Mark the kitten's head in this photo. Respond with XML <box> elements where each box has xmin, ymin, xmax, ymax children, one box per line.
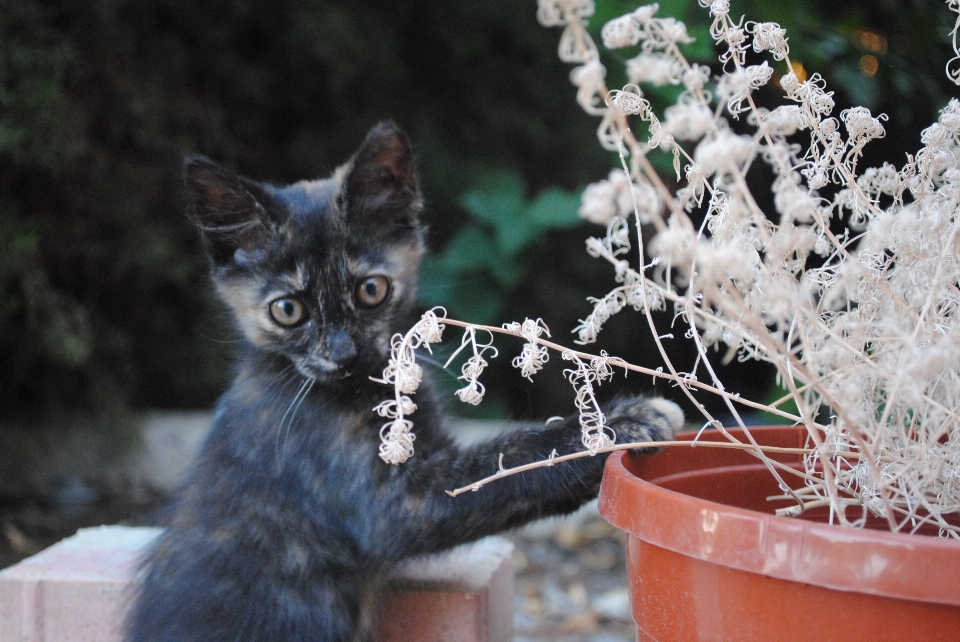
<box><xmin>186</xmin><ymin>123</ymin><xmax>424</xmax><ymax>383</ymax></box>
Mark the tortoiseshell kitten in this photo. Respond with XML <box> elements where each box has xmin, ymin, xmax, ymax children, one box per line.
<box><xmin>125</xmin><ymin>123</ymin><xmax>683</xmax><ymax>642</ymax></box>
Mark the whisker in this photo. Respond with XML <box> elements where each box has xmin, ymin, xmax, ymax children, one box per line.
<box><xmin>259</xmin><ymin>363</ymin><xmax>306</xmax><ymax>411</ymax></box>
<box><xmin>417</xmin><ymin>353</ymin><xmax>460</xmax><ymax>382</ymax></box>
<box><xmin>261</xmin><ymin>364</ymin><xmax>302</xmax><ymax>409</ymax></box>
<box><xmin>275</xmin><ymin>376</ymin><xmax>310</xmax><ymax>458</ymax></box>
<box><xmin>281</xmin><ymin>377</ymin><xmax>316</xmax><ymax>460</ymax></box>
<box><xmin>275</xmin><ymin>376</ymin><xmax>315</xmax><ymax>464</ymax></box>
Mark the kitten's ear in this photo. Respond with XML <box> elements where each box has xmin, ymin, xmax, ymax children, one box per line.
<box><xmin>343</xmin><ymin>123</ymin><xmax>423</xmax><ymax>232</ymax></box>
<box><xmin>185</xmin><ymin>157</ymin><xmax>273</xmax><ymax>265</ymax></box>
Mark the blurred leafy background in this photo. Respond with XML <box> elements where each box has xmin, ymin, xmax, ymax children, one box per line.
<box><xmin>1</xmin><ymin>0</ymin><xmax>957</xmax><ymax>427</ymax></box>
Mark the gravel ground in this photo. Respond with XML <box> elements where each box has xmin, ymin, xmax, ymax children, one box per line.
<box><xmin>507</xmin><ymin>500</ymin><xmax>636</xmax><ymax>642</ymax></box>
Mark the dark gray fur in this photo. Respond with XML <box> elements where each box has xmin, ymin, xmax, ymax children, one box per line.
<box><xmin>125</xmin><ymin>123</ymin><xmax>678</xmax><ymax>642</ymax></box>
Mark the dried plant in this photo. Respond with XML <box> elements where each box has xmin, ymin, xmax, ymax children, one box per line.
<box><xmin>375</xmin><ymin>0</ymin><xmax>960</xmax><ymax>538</ymax></box>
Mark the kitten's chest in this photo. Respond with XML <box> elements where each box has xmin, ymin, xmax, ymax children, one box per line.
<box><xmin>212</xmin><ymin>373</ymin><xmax>408</xmax><ymax>525</ymax></box>
<box><xmin>272</xmin><ymin>395</ymin><xmax>384</xmax><ymax>495</ymax></box>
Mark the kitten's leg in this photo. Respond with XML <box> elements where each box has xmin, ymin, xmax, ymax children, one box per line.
<box><xmin>377</xmin><ymin>395</ymin><xmax>682</xmax><ymax>558</ymax></box>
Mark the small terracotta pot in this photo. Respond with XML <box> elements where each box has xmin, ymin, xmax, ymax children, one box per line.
<box><xmin>598</xmin><ymin>425</ymin><xmax>960</xmax><ymax>642</ymax></box>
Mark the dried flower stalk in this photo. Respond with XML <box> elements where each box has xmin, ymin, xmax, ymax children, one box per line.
<box><xmin>548</xmin><ymin>0</ymin><xmax>960</xmax><ymax>536</ymax></box>
<box><xmin>373</xmin><ymin>0</ymin><xmax>960</xmax><ymax>538</ymax></box>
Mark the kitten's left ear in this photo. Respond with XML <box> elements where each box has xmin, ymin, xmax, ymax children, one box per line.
<box><xmin>343</xmin><ymin>122</ymin><xmax>423</xmax><ymax>232</ymax></box>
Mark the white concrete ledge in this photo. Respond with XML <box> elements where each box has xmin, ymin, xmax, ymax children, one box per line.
<box><xmin>0</xmin><ymin>526</ymin><xmax>513</xmax><ymax>642</ymax></box>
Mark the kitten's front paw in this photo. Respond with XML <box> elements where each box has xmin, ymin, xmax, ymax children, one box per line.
<box><xmin>604</xmin><ymin>396</ymin><xmax>684</xmax><ymax>452</ymax></box>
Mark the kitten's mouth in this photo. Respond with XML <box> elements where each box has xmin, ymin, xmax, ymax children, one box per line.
<box><xmin>293</xmin><ymin>359</ymin><xmax>361</xmax><ymax>383</ymax></box>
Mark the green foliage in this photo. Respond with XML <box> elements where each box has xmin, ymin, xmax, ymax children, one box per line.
<box><xmin>0</xmin><ymin>0</ymin><xmax>607</xmax><ymax>420</ymax></box>
<box><xmin>0</xmin><ymin>1</ymin><xmax>76</xmax><ymax>171</ymax></box>
<box><xmin>420</xmin><ymin>169</ymin><xmax>583</xmax><ymax>324</ymax></box>
<box><xmin>0</xmin><ymin>206</ymin><xmax>37</xmax><ymax>320</ymax></box>
<box><xmin>0</xmin><ymin>0</ymin><xmax>954</xmax><ymax>423</ymax></box>
<box><xmin>757</xmin><ymin>382</ymin><xmax>802</xmax><ymax>426</ymax></box>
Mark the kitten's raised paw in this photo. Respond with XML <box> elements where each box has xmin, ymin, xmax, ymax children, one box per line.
<box><xmin>604</xmin><ymin>396</ymin><xmax>684</xmax><ymax>452</ymax></box>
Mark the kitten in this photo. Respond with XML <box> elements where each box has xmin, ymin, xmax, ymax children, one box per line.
<box><xmin>125</xmin><ymin>123</ymin><xmax>682</xmax><ymax>642</ymax></box>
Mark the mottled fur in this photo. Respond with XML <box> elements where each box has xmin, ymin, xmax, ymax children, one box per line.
<box><xmin>125</xmin><ymin>123</ymin><xmax>680</xmax><ymax>642</ymax></box>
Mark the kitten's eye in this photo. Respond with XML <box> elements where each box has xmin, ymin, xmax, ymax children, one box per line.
<box><xmin>356</xmin><ymin>275</ymin><xmax>390</xmax><ymax>308</ymax></box>
<box><xmin>269</xmin><ymin>297</ymin><xmax>307</xmax><ymax>327</ymax></box>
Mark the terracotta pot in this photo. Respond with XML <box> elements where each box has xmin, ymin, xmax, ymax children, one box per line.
<box><xmin>598</xmin><ymin>425</ymin><xmax>960</xmax><ymax>642</ymax></box>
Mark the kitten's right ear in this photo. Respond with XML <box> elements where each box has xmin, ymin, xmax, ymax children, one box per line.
<box><xmin>185</xmin><ymin>156</ymin><xmax>272</xmax><ymax>265</ymax></box>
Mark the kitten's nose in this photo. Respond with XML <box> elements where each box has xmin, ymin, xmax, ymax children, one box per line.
<box><xmin>324</xmin><ymin>328</ymin><xmax>358</xmax><ymax>367</ymax></box>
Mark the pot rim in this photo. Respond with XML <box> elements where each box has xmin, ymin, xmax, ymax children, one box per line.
<box><xmin>598</xmin><ymin>426</ymin><xmax>960</xmax><ymax>606</ymax></box>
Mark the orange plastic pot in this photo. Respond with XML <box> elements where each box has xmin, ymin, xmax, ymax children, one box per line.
<box><xmin>598</xmin><ymin>425</ymin><xmax>960</xmax><ymax>642</ymax></box>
